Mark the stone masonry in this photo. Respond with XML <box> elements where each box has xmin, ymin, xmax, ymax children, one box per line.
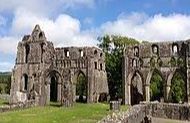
<box><xmin>10</xmin><ymin>25</ymin><xmax>108</xmax><ymax>106</ymax></box>
<box><xmin>123</xmin><ymin>40</ymin><xmax>190</xmax><ymax>105</ymax></box>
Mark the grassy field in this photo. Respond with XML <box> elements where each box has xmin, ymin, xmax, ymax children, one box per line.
<box><xmin>0</xmin><ymin>102</ymin><xmax>127</xmax><ymax>123</ymax></box>
<box><xmin>0</xmin><ymin>99</ymin><xmax>8</xmax><ymax>106</ymax></box>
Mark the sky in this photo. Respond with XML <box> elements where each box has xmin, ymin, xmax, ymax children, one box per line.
<box><xmin>1</xmin><ymin>0</ymin><xmax>190</xmax><ymax>71</ymax></box>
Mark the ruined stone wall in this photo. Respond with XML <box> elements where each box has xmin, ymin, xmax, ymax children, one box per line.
<box><xmin>123</xmin><ymin>40</ymin><xmax>190</xmax><ymax>105</ymax></box>
<box><xmin>10</xmin><ymin>25</ymin><xmax>108</xmax><ymax>106</ymax></box>
<box><xmin>99</xmin><ymin>104</ymin><xmax>151</xmax><ymax>123</ymax></box>
<box><xmin>99</xmin><ymin>102</ymin><xmax>190</xmax><ymax>123</ymax></box>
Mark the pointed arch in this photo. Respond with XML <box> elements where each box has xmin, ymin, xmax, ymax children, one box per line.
<box><xmin>128</xmin><ymin>71</ymin><xmax>144</xmax><ymax>105</ymax></box>
<box><xmin>168</xmin><ymin>69</ymin><xmax>187</xmax><ymax>103</ymax></box>
<box><xmin>148</xmin><ymin>69</ymin><xmax>165</xmax><ymax>101</ymax></box>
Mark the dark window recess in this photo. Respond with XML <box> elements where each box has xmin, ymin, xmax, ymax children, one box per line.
<box><xmin>100</xmin><ymin>63</ymin><xmax>103</xmax><ymax>70</ymax></box>
<box><xmin>94</xmin><ymin>62</ymin><xmax>97</xmax><ymax>69</ymax></box>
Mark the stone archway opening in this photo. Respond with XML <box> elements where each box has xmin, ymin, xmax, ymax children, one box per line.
<box><xmin>76</xmin><ymin>72</ymin><xmax>87</xmax><ymax>103</ymax></box>
<box><xmin>169</xmin><ymin>71</ymin><xmax>186</xmax><ymax>103</ymax></box>
<box><xmin>131</xmin><ymin>72</ymin><xmax>143</xmax><ymax>105</ymax></box>
<box><xmin>150</xmin><ymin>70</ymin><xmax>164</xmax><ymax>101</ymax></box>
<box><xmin>50</xmin><ymin>75</ymin><xmax>58</xmax><ymax>102</ymax></box>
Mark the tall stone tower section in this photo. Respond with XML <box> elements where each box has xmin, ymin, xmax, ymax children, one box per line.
<box><xmin>10</xmin><ymin>25</ymin><xmax>55</xmax><ymax>105</ymax></box>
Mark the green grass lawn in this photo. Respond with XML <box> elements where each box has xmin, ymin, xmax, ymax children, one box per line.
<box><xmin>0</xmin><ymin>99</ymin><xmax>8</xmax><ymax>106</ymax></box>
<box><xmin>0</xmin><ymin>102</ymin><xmax>128</xmax><ymax>123</ymax></box>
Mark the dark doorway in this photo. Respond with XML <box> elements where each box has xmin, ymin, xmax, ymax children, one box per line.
<box><xmin>50</xmin><ymin>76</ymin><xmax>58</xmax><ymax>102</ymax></box>
<box><xmin>76</xmin><ymin>72</ymin><xmax>87</xmax><ymax>103</ymax></box>
<box><xmin>131</xmin><ymin>73</ymin><xmax>143</xmax><ymax>105</ymax></box>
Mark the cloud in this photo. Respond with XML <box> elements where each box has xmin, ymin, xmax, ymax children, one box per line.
<box><xmin>0</xmin><ymin>8</ymin><xmax>97</xmax><ymax>54</ymax></box>
<box><xmin>0</xmin><ymin>36</ymin><xmax>19</xmax><ymax>54</ymax></box>
<box><xmin>0</xmin><ymin>61</ymin><xmax>14</xmax><ymax>72</ymax></box>
<box><xmin>101</xmin><ymin>12</ymin><xmax>190</xmax><ymax>42</ymax></box>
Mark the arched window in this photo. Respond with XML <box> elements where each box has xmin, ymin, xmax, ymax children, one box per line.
<box><xmin>39</xmin><ymin>32</ymin><xmax>43</xmax><ymax>39</ymax></box>
<box><xmin>100</xmin><ymin>63</ymin><xmax>103</xmax><ymax>70</ymax></box>
<box><xmin>64</xmin><ymin>49</ymin><xmax>69</xmax><ymax>57</ymax></box>
<box><xmin>94</xmin><ymin>50</ymin><xmax>98</xmax><ymax>55</ymax></box>
<box><xmin>132</xmin><ymin>59</ymin><xmax>138</xmax><ymax>67</ymax></box>
<box><xmin>94</xmin><ymin>62</ymin><xmax>97</xmax><ymax>69</ymax></box>
<box><xmin>172</xmin><ymin>44</ymin><xmax>178</xmax><ymax>55</ymax></box>
<box><xmin>25</xmin><ymin>44</ymin><xmax>30</xmax><ymax>63</ymax></box>
<box><xmin>23</xmin><ymin>74</ymin><xmax>28</xmax><ymax>91</ymax></box>
<box><xmin>40</xmin><ymin>43</ymin><xmax>45</xmax><ymax>63</ymax></box>
<box><xmin>134</xmin><ymin>46</ymin><xmax>139</xmax><ymax>57</ymax></box>
<box><xmin>152</xmin><ymin>44</ymin><xmax>158</xmax><ymax>55</ymax></box>
<box><xmin>80</xmin><ymin>50</ymin><xmax>84</xmax><ymax>57</ymax></box>
<box><xmin>100</xmin><ymin>53</ymin><xmax>103</xmax><ymax>57</ymax></box>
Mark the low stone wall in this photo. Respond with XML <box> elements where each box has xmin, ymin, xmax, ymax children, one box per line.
<box><xmin>151</xmin><ymin>103</ymin><xmax>190</xmax><ymax>121</ymax></box>
<box><xmin>99</xmin><ymin>104</ymin><xmax>151</xmax><ymax>123</ymax></box>
<box><xmin>99</xmin><ymin>102</ymin><xmax>190</xmax><ymax>123</ymax></box>
<box><xmin>0</xmin><ymin>100</ymin><xmax>35</xmax><ymax>113</ymax></box>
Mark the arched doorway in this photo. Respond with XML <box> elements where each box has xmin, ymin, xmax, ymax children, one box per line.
<box><xmin>150</xmin><ymin>70</ymin><xmax>164</xmax><ymax>101</ymax></box>
<box><xmin>130</xmin><ymin>72</ymin><xmax>143</xmax><ymax>105</ymax></box>
<box><xmin>76</xmin><ymin>72</ymin><xmax>87</xmax><ymax>103</ymax></box>
<box><xmin>169</xmin><ymin>71</ymin><xmax>186</xmax><ymax>103</ymax></box>
<box><xmin>50</xmin><ymin>76</ymin><xmax>58</xmax><ymax>102</ymax></box>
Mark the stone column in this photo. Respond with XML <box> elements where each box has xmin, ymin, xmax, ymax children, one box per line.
<box><xmin>145</xmin><ymin>85</ymin><xmax>150</xmax><ymax>102</ymax></box>
<box><xmin>87</xmin><ymin>59</ymin><xmax>94</xmax><ymax>103</ymax></box>
<box><xmin>128</xmin><ymin>85</ymin><xmax>131</xmax><ymax>105</ymax></box>
<box><xmin>46</xmin><ymin>84</ymin><xmax>50</xmax><ymax>104</ymax></box>
<box><xmin>166</xmin><ymin>85</ymin><xmax>170</xmax><ymax>101</ymax></box>
<box><xmin>57</xmin><ymin>84</ymin><xmax>61</xmax><ymax>102</ymax></box>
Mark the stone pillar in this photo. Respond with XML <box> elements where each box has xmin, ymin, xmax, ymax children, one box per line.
<box><xmin>128</xmin><ymin>85</ymin><xmax>131</xmax><ymax>105</ymax></box>
<box><xmin>145</xmin><ymin>85</ymin><xmax>150</xmax><ymax>102</ymax></box>
<box><xmin>57</xmin><ymin>84</ymin><xmax>61</xmax><ymax>102</ymax></box>
<box><xmin>46</xmin><ymin>84</ymin><xmax>50</xmax><ymax>104</ymax></box>
<box><xmin>166</xmin><ymin>85</ymin><xmax>170</xmax><ymax>101</ymax></box>
<box><xmin>87</xmin><ymin>59</ymin><xmax>94</xmax><ymax>103</ymax></box>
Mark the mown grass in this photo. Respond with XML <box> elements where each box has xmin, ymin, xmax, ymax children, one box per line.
<box><xmin>0</xmin><ymin>99</ymin><xmax>8</xmax><ymax>106</ymax></box>
<box><xmin>0</xmin><ymin>102</ymin><xmax>128</xmax><ymax>123</ymax></box>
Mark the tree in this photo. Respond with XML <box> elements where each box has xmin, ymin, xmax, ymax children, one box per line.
<box><xmin>150</xmin><ymin>70</ymin><xmax>164</xmax><ymax>101</ymax></box>
<box><xmin>169</xmin><ymin>72</ymin><xmax>186</xmax><ymax>103</ymax></box>
<box><xmin>98</xmin><ymin>35</ymin><xmax>139</xmax><ymax>100</ymax></box>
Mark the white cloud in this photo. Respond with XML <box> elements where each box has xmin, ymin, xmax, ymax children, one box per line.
<box><xmin>0</xmin><ymin>61</ymin><xmax>14</xmax><ymax>72</ymax></box>
<box><xmin>0</xmin><ymin>36</ymin><xmax>20</xmax><ymax>54</ymax></box>
<box><xmin>0</xmin><ymin>8</ymin><xmax>97</xmax><ymax>54</ymax></box>
<box><xmin>101</xmin><ymin>12</ymin><xmax>190</xmax><ymax>42</ymax></box>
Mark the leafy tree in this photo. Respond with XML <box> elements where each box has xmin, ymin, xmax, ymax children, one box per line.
<box><xmin>0</xmin><ymin>72</ymin><xmax>11</xmax><ymax>94</ymax></box>
<box><xmin>169</xmin><ymin>72</ymin><xmax>186</xmax><ymax>103</ymax></box>
<box><xmin>98</xmin><ymin>35</ymin><xmax>139</xmax><ymax>100</ymax></box>
<box><xmin>150</xmin><ymin>70</ymin><xmax>164</xmax><ymax>101</ymax></box>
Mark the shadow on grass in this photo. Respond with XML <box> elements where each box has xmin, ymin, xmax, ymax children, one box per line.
<box><xmin>49</xmin><ymin>102</ymin><xmax>61</xmax><ymax>107</ymax></box>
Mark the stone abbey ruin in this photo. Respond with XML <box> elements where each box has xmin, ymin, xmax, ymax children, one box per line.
<box><xmin>10</xmin><ymin>25</ymin><xmax>108</xmax><ymax>106</ymax></box>
<box><xmin>123</xmin><ymin>41</ymin><xmax>190</xmax><ymax>105</ymax></box>
<box><xmin>8</xmin><ymin>24</ymin><xmax>190</xmax><ymax>122</ymax></box>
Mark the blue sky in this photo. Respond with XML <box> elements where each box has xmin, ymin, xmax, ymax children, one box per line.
<box><xmin>1</xmin><ymin>0</ymin><xmax>190</xmax><ymax>71</ymax></box>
